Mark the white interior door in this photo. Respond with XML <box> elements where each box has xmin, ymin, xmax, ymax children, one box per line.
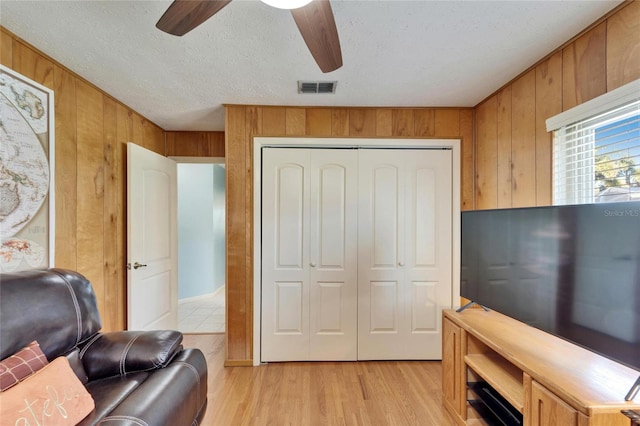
<box><xmin>261</xmin><ymin>148</ymin><xmax>358</xmax><ymax>361</ymax></box>
<box><xmin>357</xmin><ymin>149</ymin><xmax>452</xmax><ymax>360</ymax></box>
<box><xmin>127</xmin><ymin>143</ymin><xmax>178</xmax><ymax>330</ymax></box>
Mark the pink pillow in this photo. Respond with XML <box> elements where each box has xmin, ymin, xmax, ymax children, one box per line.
<box><xmin>0</xmin><ymin>356</ymin><xmax>95</xmax><ymax>425</ymax></box>
<box><xmin>0</xmin><ymin>341</ymin><xmax>48</xmax><ymax>391</ymax></box>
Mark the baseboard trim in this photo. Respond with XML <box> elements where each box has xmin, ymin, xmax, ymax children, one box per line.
<box><xmin>178</xmin><ymin>285</ymin><xmax>225</xmax><ymax>304</ymax></box>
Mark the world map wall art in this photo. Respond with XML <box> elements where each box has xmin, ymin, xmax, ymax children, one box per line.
<box><xmin>0</xmin><ymin>65</ymin><xmax>55</xmax><ymax>272</ymax></box>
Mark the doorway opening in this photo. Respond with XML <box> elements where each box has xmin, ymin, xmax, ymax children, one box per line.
<box><xmin>175</xmin><ymin>160</ymin><xmax>226</xmax><ymax>334</ymax></box>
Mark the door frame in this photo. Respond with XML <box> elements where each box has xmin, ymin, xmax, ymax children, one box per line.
<box><xmin>252</xmin><ymin>137</ymin><xmax>461</xmax><ymax>365</ymax></box>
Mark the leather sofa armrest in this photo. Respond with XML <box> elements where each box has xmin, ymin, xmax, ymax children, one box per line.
<box><xmin>80</xmin><ymin>330</ymin><xmax>183</xmax><ymax>381</ymax></box>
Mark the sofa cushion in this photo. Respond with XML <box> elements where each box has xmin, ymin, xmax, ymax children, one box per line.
<box><xmin>79</xmin><ymin>372</ymin><xmax>149</xmax><ymax>425</ymax></box>
<box><xmin>0</xmin><ymin>341</ymin><xmax>48</xmax><ymax>391</ymax></box>
<box><xmin>0</xmin><ymin>357</ymin><xmax>94</xmax><ymax>425</ymax></box>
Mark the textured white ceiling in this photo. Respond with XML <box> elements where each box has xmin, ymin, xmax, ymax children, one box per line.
<box><xmin>1</xmin><ymin>0</ymin><xmax>622</xmax><ymax>131</ymax></box>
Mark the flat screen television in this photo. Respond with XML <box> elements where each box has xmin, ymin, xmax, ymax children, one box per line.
<box><xmin>460</xmin><ymin>201</ymin><xmax>640</xmax><ymax>380</ymax></box>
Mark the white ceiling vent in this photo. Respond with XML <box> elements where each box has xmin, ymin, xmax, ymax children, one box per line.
<box><xmin>298</xmin><ymin>81</ymin><xmax>337</xmax><ymax>94</ymax></box>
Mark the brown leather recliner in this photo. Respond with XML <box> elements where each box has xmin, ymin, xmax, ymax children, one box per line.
<box><xmin>0</xmin><ymin>268</ymin><xmax>208</xmax><ymax>425</ymax></box>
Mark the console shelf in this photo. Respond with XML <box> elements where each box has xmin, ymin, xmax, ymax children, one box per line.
<box><xmin>465</xmin><ymin>353</ymin><xmax>523</xmax><ymax>413</ymax></box>
<box><xmin>442</xmin><ymin>309</ymin><xmax>640</xmax><ymax>426</ymax></box>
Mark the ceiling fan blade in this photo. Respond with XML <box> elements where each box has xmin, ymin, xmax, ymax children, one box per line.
<box><xmin>156</xmin><ymin>0</ymin><xmax>232</xmax><ymax>36</ymax></box>
<box><xmin>291</xmin><ymin>0</ymin><xmax>343</xmax><ymax>73</ymax></box>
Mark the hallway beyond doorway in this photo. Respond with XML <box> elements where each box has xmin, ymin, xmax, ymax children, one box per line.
<box><xmin>178</xmin><ymin>287</ymin><xmax>225</xmax><ymax>333</ymax></box>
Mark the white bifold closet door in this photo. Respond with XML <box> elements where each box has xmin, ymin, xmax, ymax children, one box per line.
<box><xmin>261</xmin><ymin>147</ymin><xmax>452</xmax><ymax>362</ymax></box>
<box><xmin>261</xmin><ymin>148</ymin><xmax>358</xmax><ymax>361</ymax></box>
<box><xmin>357</xmin><ymin>148</ymin><xmax>452</xmax><ymax>360</ymax></box>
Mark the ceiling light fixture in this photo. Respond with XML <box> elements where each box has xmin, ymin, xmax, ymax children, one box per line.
<box><xmin>261</xmin><ymin>0</ymin><xmax>313</xmax><ymax>10</ymax></box>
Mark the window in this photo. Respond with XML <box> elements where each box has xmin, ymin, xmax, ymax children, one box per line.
<box><xmin>548</xmin><ymin>81</ymin><xmax>640</xmax><ymax>205</ymax></box>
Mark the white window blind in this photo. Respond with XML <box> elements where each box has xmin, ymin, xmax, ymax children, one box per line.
<box><xmin>552</xmin><ymin>99</ymin><xmax>640</xmax><ymax>205</ymax></box>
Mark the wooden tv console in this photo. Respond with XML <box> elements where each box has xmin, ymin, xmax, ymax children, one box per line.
<box><xmin>442</xmin><ymin>309</ymin><xmax>640</xmax><ymax>426</ymax></box>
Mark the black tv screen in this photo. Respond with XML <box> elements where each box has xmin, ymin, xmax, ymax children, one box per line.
<box><xmin>461</xmin><ymin>201</ymin><xmax>640</xmax><ymax>372</ymax></box>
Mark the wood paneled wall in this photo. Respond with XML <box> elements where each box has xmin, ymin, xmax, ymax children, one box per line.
<box><xmin>2</xmin><ymin>0</ymin><xmax>637</xmax><ymax>366</ymax></box>
<box><xmin>224</xmin><ymin>105</ymin><xmax>474</xmax><ymax>364</ymax></box>
<box><xmin>474</xmin><ymin>0</ymin><xmax>640</xmax><ymax>210</ymax></box>
<box><xmin>166</xmin><ymin>131</ymin><xmax>225</xmax><ymax>157</ymax></box>
<box><xmin>1</xmin><ymin>28</ymin><xmax>166</xmax><ymax>331</ymax></box>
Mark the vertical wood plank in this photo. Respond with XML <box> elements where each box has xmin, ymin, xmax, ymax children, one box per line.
<box><xmin>606</xmin><ymin>0</ymin><xmax>640</xmax><ymax>91</ymax></box>
<box><xmin>392</xmin><ymin>109</ymin><xmax>414</xmax><ymax>136</ymax></box>
<box><xmin>562</xmin><ymin>44</ymin><xmax>577</xmax><ymax>111</ymax></box>
<box><xmin>511</xmin><ymin>70</ymin><xmax>537</xmax><ymax>207</ymax></box>
<box><xmin>245</xmin><ymin>106</ymin><xmax>261</xmax><ymax>361</ymax></box>
<box><xmin>536</xmin><ymin>52</ymin><xmax>562</xmax><ymax>206</ymax></box>
<box><xmin>349</xmin><ymin>109</ymin><xmax>376</xmax><ymax>136</ymax></box>
<box><xmin>435</xmin><ymin>109</ymin><xmax>460</xmax><ymax>137</ymax></box>
<box><xmin>375</xmin><ymin>109</ymin><xmax>393</xmax><ymax>137</ymax></box>
<box><xmin>117</xmin><ymin>105</ymin><xmax>134</xmax><ymax>144</ymax></box>
<box><xmin>247</xmin><ymin>106</ymin><xmax>262</xmax><ymax>140</ymax></box>
<box><xmin>496</xmin><ymin>87</ymin><xmax>512</xmax><ymax>209</ymax></box>
<box><xmin>75</xmin><ymin>80</ymin><xmax>105</xmax><ymax>316</ymax></box>
<box><xmin>53</xmin><ymin>65</ymin><xmax>77</xmax><ymax>270</ymax></box>
<box><xmin>143</xmin><ymin>120</ymin><xmax>165</xmax><ymax>155</ymax></box>
<box><xmin>1</xmin><ymin>29</ymin><xmax>13</xmax><ymax>68</ymax></box>
<box><xmin>475</xmin><ymin>97</ymin><xmax>498</xmax><ymax>210</ymax></box>
<box><xmin>414</xmin><ymin>109</ymin><xmax>435</xmax><ymax>137</ymax></box>
<box><xmin>165</xmin><ymin>132</ymin><xmax>179</xmax><ymax>155</ymax></box>
<box><xmin>131</xmin><ymin>112</ymin><xmax>145</xmax><ymax>146</ymax></box>
<box><xmin>562</xmin><ymin>23</ymin><xmax>607</xmax><ymax>110</ymax></box>
<box><xmin>285</xmin><ymin>108</ymin><xmax>306</xmax><ymax>136</ymax></box>
<box><xmin>262</xmin><ymin>107</ymin><xmax>286</xmax><ymax>136</ymax></box>
<box><xmin>11</xmin><ymin>40</ymin><xmax>54</xmax><ymax>89</ymax></box>
<box><xmin>331</xmin><ymin>108</ymin><xmax>349</xmax><ymax>137</ymax></box>
<box><xmin>459</xmin><ymin>109</ymin><xmax>474</xmax><ymax>211</ymax></box>
<box><xmin>306</xmin><ymin>108</ymin><xmax>331</xmax><ymax>136</ymax></box>
<box><xmin>116</xmin><ymin>104</ymin><xmax>133</xmax><ymax>330</ymax></box>
<box><xmin>225</xmin><ymin>106</ymin><xmax>249</xmax><ymax>363</ymax></box>
<box><xmin>102</xmin><ymin>96</ymin><xmax>120</xmax><ymax>332</ymax></box>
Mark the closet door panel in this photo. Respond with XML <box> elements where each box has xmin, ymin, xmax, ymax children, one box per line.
<box><xmin>262</xmin><ymin>148</ymin><xmax>358</xmax><ymax>361</ymax></box>
<box><xmin>262</xmin><ymin>148</ymin><xmax>311</xmax><ymax>361</ymax></box>
<box><xmin>371</xmin><ymin>165</ymin><xmax>401</xmax><ymax>267</ymax></box>
<box><xmin>276</xmin><ymin>165</ymin><xmax>305</xmax><ymax>268</ymax></box>
<box><xmin>358</xmin><ymin>150</ymin><xmax>405</xmax><ymax>359</ymax></box>
<box><xmin>359</xmin><ymin>149</ymin><xmax>452</xmax><ymax>360</ymax></box>
<box><xmin>404</xmin><ymin>150</ymin><xmax>452</xmax><ymax>359</ymax></box>
<box><xmin>309</xmin><ymin>149</ymin><xmax>358</xmax><ymax>360</ymax></box>
<box><xmin>370</xmin><ymin>281</ymin><xmax>399</xmax><ymax>332</ymax></box>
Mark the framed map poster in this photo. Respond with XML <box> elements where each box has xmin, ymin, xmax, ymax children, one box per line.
<box><xmin>0</xmin><ymin>65</ymin><xmax>55</xmax><ymax>272</ymax></box>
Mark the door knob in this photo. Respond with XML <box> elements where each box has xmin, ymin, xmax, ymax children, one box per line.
<box><xmin>398</xmin><ymin>261</ymin><xmax>405</xmax><ymax>267</ymax></box>
<box><xmin>310</xmin><ymin>262</ymin><xmax>317</xmax><ymax>267</ymax></box>
<box><xmin>127</xmin><ymin>262</ymin><xmax>148</xmax><ymax>270</ymax></box>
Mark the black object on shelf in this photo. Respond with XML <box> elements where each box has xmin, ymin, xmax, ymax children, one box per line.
<box><xmin>621</xmin><ymin>409</ymin><xmax>640</xmax><ymax>426</ymax></box>
<box><xmin>468</xmin><ymin>399</ymin><xmax>504</xmax><ymax>426</ymax></box>
<box><xmin>468</xmin><ymin>382</ymin><xmax>523</xmax><ymax>426</ymax></box>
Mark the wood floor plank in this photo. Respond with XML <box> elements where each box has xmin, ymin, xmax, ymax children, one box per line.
<box><xmin>183</xmin><ymin>334</ymin><xmax>458</xmax><ymax>426</ymax></box>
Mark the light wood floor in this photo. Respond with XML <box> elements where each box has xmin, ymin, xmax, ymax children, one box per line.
<box><xmin>183</xmin><ymin>334</ymin><xmax>458</xmax><ymax>426</ymax></box>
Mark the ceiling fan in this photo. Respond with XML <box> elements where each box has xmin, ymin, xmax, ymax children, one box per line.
<box><xmin>156</xmin><ymin>0</ymin><xmax>343</xmax><ymax>73</ymax></box>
